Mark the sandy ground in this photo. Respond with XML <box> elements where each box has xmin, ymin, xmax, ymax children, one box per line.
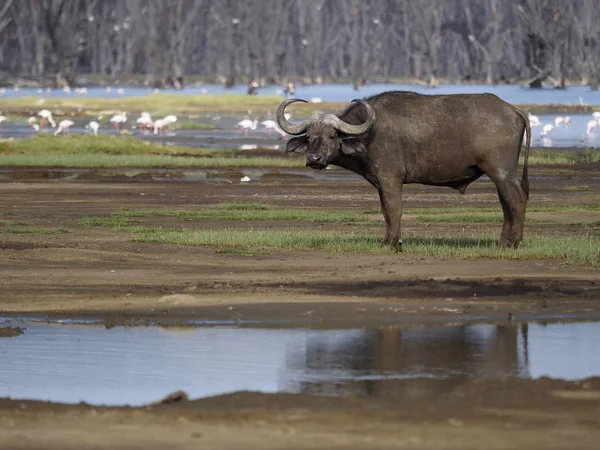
<box><xmin>1</xmin><ymin>163</ymin><xmax>599</xmax><ymax>448</ymax></box>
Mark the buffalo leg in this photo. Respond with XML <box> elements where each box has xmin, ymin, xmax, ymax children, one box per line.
<box><xmin>378</xmin><ymin>182</ymin><xmax>403</xmax><ymax>249</ymax></box>
<box><xmin>487</xmin><ymin>170</ymin><xmax>527</xmax><ymax>247</ymax></box>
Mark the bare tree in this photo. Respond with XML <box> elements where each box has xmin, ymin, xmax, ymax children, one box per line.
<box><xmin>1</xmin><ymin>0</ymin><xmax>599</xmax><ymax>89</ymax></box>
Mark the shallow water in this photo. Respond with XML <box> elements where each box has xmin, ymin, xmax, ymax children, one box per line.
<box><xmin>0</xmin><ymin>320</ymin><xmax>598</xmax><ymax>406</ymax></box>
<box><xmin>1</xmin><ymin>113</ymin><xmax>599</xmax><ymax>148</ymax></box>
<box><xmin>4</xmin><ymin>83</ymin><xmax>600</xmax><ymax>105</ymax></box>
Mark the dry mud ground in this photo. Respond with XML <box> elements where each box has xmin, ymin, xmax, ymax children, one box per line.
<box><xmin>1</xmin><ymin>163</ymin><xmax>600</xmax><ymax>449</ymax></box>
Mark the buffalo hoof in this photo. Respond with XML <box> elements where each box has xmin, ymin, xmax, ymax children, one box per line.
<box><xmin>498</xmin><ymin>239</ymin><xmax>523</xmax><ymax>249</ymax></box>
<box><xmin>384</xmin><ymin>239</ymin><xmax>403</xmax><ymax>252</ymax></box>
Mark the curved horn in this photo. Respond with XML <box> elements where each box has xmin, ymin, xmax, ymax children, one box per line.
<box><xmin>276</xmin><ymin>98</ymin><xmax>310</xmax><ymax>135</ymax></box>
<box><xmin>323</xmin><ymin>99</ymin><xmax>375</xmax><ymax>136</ymax></box>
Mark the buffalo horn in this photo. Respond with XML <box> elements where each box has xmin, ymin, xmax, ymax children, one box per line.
<box><xmin>322</xmin><ymin>99</ymin><xmax>375</xmax><ymax>136</ymax></box>
<box><xmin>276</xmin><ymin>98</ymin><xmax>311</xmax><ymax>135</ymax></box>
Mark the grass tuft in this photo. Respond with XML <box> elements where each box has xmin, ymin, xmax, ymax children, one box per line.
<box><xmin>416</xmin><ymin>213</ymin><xmax>504</xmax><ymax>223</ymax></box>
<box><xmin>5</xmin><ymin>227</ymin><xmax>69</xmax><ymax>234</ymax></box>
<box><xmin>77</xmin><ymin>217</ymin><xmax>132</xmax><ymax>227</ymax></box>
<box><xmin>113</xmin><ymin>204</ymin><xmax>371</xmax><ymax>224</ymax></box>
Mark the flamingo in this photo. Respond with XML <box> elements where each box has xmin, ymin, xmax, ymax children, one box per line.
<box><xmin>260</xmin><ymin>120</ymin><xmax>286</xmax><ymax>138</ymax></box>
<box><xmin>540</xmin><ymin>124</ymin><xmax>554</xmax><ymax>137</ymax></box>
<box><xmin>587</xmin><ymin>120</ymin><xmax>599</xmax><ymax>135</ymax></box>
<box><xmin>554</xmin><ymin>116</ymin><xmax>565</xmax><ymax>127</ymax></box>
<box><xmin>54</xmin><ymin>120</ymin><xmax>74</xmax><ymax>135</ymax></box>
<box><xmin>136</xmin><ymin>113</ymin><xmax>153</xmax><ymax>131</ymax></box>
<box><xmin>109</xmin><ymin>112</ymin><xmax>127</xmax><ymax>130</ymax></box>
<box><xmin>163</xmin><ymin>115</ymin><xmax>177</xmax><ymax>132</ymax></box>
<box><xmin>564</xmin><ymin>116</ymin><xmax>572</xmax><ymax>127</ymax></box>
<box><xmin>0</xmin><ymin>115</ymin><xmax>6</xmax><ymax>127</ymax></box>
<box><xmin>87</xmin><ymin>121</ymin><xmax>99</xmax><ymax>135</ymax></box>
<box><xmin>237</xmin><ymin>119</ymin><xmax>258</xmax><ymax>137</ymax></box>
<box><xmin>153</xmin><ymin>118</ymin><xmax>168</xmax><ymax>135</ymax></box>
<box><xmin>592</xmin><ymin>112</ymin><xmax>600</xmax><ymax>120</ymax></box>
<box><xmin>38</xmin><ymin>109</ymin><xmax>56</xmax><ymax>128</ymax></box>
<box><xmin>528</xmin><ymin>113</ymin><xmax>540</xmax><ymax>127</ymax></box>
<box><xmin>28</xmin><ymin>116</ymin><xmax>40</xmax><ymax>131</ymax></box>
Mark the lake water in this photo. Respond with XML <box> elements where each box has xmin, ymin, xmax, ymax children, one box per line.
<box><xmin>0</xmin><ymin>319</ymin><xmax>599</xmax><ymax>406</ymax></box>
<box><xmin>3</xmin><ymin>82</ymin><xmax>600</xmax><ymax>105</ymax></box>
<box><xmin>0</xmin><ymin>110</ymin><xmax>598</xmax><ymax>149</ymax></box>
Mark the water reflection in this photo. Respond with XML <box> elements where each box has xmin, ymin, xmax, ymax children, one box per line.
<box><xmin>284</xmin><ymin>325</ymin><xmax>528</xmax><ymax>396</ymax></box>
<box><xmin>0</xmin><ymin>321</ymin><xmax>598</xmax><ymax>406</ymax></box>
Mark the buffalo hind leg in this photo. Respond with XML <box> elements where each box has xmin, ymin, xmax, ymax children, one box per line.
<box><xmin>378</xmin><ymin>181</ymin><xmax>403</xmax><ymax>250</ymax></box>
<box><xmin>487</xmin><ymin>171</ymin><xmax>527</xmax><ymax>248</ymax></box>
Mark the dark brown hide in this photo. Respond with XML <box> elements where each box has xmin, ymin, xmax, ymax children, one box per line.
<box><xmin>279</xmin><ymin>91</ymin><xmax>531</xmax><ymax>249</ymax></box>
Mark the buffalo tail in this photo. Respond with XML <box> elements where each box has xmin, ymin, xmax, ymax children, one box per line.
<box><xmin>510</xmin><ymin>105</ymin><xmax>531</xmax><ymax>199</ymax></box>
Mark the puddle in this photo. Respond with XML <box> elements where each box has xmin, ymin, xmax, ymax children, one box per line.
<box><xmin>1</xmin><ymin>320</ymin><xmax>599</xmax><ymax>406</ymax></box>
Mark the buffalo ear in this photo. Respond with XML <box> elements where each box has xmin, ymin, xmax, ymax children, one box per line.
<box><xmin>340</xmin><ymin>137</ymin><xmax>366</xmax><ymax>155</ymax></box>
<box><xmin>285</xmin><ymin>136</ymin><xmax>308</xmax><ymax>154</ymax></box>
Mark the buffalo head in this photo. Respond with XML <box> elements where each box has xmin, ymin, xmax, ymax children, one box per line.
<box><xmin>276</xmin><ymin>99</ymin><xmax>375</xmax><ymax>170</ymax></box>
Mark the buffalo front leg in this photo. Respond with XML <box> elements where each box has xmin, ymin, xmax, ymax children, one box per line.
<box><xmin>378</xmin><ymin>182</ymin><xmax>403</xmax><ymax>249</ymax></box>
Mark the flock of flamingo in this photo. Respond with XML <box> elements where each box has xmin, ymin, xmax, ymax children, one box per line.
<box><xmin>11</xmin><ymin>110</ymin><xmax>179</xmax><ymax>136</ymax></box>
<box><xmin>0</xmin><ymin>108</ymin><xmax>290</xmax><ymax>139</ymax></box>
<box><xmin>1</xmin><ymin>106</ymin><xmax>598</xmax><ymax>141</ymax></box>
<box><xmin>528</xmin><ymin>111</ymin><xmax>600</xmax><ymax>139</ymax></box>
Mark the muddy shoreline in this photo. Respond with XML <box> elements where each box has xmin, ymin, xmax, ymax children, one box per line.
<box><xmin>2</xmin><ymin>377</ymin><xmax>600</xmax><ymax>449</ymax></box>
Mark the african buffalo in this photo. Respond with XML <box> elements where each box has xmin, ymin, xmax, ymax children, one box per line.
<box><xmin>276</xmin><ymin>91</ymin><xmax>531</xmax><ymax>249</ymax></box>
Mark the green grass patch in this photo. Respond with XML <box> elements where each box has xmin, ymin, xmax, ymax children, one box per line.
<box><xmin>0</xmin><ymin>135</ymin><xmax>302</xmax><ymax>168</ymax></box>
<box><xmin>561</xmin><ymin>185</ymin><xmax>591</xmax><ymax>192</ymax></box>
<box><xmin>138</xmin><ymin>228</ymin><xmax>388</xmax><ymax>254</ymax></box>
<box><xmin>0</xmin><ymin>220</ymin><xmax>30</xmax><ymax>226</ymax></box>
<box><xmin>5</xmin><ymin>227</ymin><xmax>69</xmax><ymax>234</ymax></box>
<box><xmin>77</xmin><ymin>217</ymin><xmax>132</xmax><ymax>227</ymax></box>
<box><xmin>207</xmin><ymin>202</ymin><xmax>272</xmax><ymax>211</ymax></box>
<box><xmin>87</xmin><ymin>203</ymin><xmax>371</xmax><ymax>224</ymax></box>
<box><xmin>522</xmin><ymin>149</ymin><xmax>600</xmax><ymax>165</ymax></box>
<box><xmin>215</xmin><ymin>247</ymin><xmax>273</xmax><ymax>255</ymax></box>
<box><xmin>0</xmin><ymin>134</ymin><xmax>218</xmax><ymax>156</ymax></box>
<box><xmin>131</xmin><ymin>228</ymin><xmax>598</xmax><ymax>264</ymax></box>
<box><xmin>0</xmin><ymin>94</ymin><xmax>339</xmax><ymax>118</ymax></box>
<box><xmin>393</xmin><ymin>204</ymin><xmax>600</xmax><ymax>216</ymax></box>
<box><xmin>416</xmin><ymin>213</ymin><xmax>504</xmax><ymax>223</ymax></box>
<box><xmin>405</xmin><ymin>233</ymin><xmax>599</xmax><ymax>265</ymax></box>
<box><xmin>360</xmin><ymin>204</ymin><xmax>600</xmax><ymax>216</ymax></box>
<box><xmin>175</xmin><ymin>121</ymin><xmax>218</xmax><ymax>130</ymax></box>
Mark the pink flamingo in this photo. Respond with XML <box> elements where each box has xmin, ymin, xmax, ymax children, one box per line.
<box><xmin>237</xmin><ymin>119</ymin><xmax>258</xmax><ymax>137</ymax></box>
<box><xmin>54</xmin><ymin>120</ymin><xmax>74</xmax><ymax>135</ymax></box>
<box><xmin>109</xmin><ymin>112</ymin><xmax>127</xmax><ymax>130</ymax></box>
<box><xmin>38</xmin><ymin>109</ymin><xmax>56</xmax><ymax>128</ymax></box>
<box><xmin>260</xmin><ymin>120</ymin><xmax>286</xmax><ymax>138</ymax></box>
